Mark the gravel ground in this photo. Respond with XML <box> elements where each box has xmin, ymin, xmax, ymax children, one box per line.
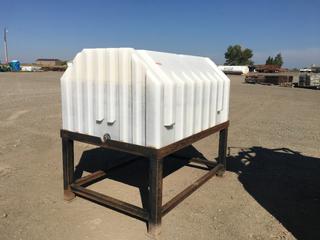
<box><xmin>0</xmin><ymin>72</ymin><xmax>319</xmax><ymax>240</ymax></box>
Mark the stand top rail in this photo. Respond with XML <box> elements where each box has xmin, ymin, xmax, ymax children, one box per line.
<box><xmin>61</xmin><ymin>121</ymin><xmax>229</xmax><ymax>159</ymax></box>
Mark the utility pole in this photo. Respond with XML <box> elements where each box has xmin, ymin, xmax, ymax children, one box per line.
<box><xmin>4</xmin><ymin>27</ymin><xmax>8</xmax><ymax>64</ymax></box>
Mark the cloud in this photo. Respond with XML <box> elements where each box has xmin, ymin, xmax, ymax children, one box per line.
<box><xmin>253</xmin><ymin>48</ymin><xmax>320</xmax><ymax>68</ymax></box>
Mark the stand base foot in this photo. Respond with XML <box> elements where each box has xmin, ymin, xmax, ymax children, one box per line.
<box><xmin>64</xmin><ymin>189</ymin><xmax>76</xmax><ymax>201</ymax></box>
<box><xmin>216</xmin><ymin>169</ymin><xmax>225</xmax><ymax>177</ymax></box>
<box><xmin>147</xmin><ymin>223</ymin><xmax>161</xmax><ymax>240</ymax></box>
<box><xmin>146</xmin><ymin>231</ymin><xmax>161</xmax><ymax>240</ymax></box>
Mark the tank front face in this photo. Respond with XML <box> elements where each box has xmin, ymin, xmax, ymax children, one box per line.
<box><xmin>61</xmin><ymin>48</ymin><xmax>230</xmax><ymax>149</ymax></box>
<box><xmin>61</xmin><ymin>48</ymin><xmax>143</xmax><ymax>145</ymax></box>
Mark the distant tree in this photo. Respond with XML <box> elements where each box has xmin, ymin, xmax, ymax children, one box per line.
<box><xmin>265</xmin><ymin>53</ymin><xmax>283</xmax><ymax>67</ymax></box>
<box><xmin>224</xmin><ymin>45</ymin><xmax>254</xmax><ymax>65</ymax></box>
<box><xmin>274</xmin><ymin>53</ymin><xmax>283</xmax><ymax>67</ymax></box>
<box><xmin>266</xmin><ymin>56</ymin><xmax>274</xmax><ymax>65</ymax></box>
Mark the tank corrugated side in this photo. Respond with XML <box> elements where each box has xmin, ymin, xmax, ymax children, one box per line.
<box><xmin>61</xmin><ymin>48</ymin><xmax>230</xmax><ymax>148</ymax></box>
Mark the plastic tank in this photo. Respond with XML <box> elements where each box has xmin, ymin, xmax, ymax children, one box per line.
<box><xmin>9</xmin><ymin>60</ymin><xmax>21</xmax><ymax>71</ymax></box>
<box><xmin>61</xmin><ymin>48</ymin><xmax>230</xmax><ymax>148</ymax></box>
<box><xmin>218</xmin><ymin>65</ymin><xmax>249</xmax><ymax>75</ymax></box>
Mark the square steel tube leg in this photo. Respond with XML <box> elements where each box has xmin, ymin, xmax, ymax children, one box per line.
<box><xmin>147</xmin><ymin>156</ymin><xmax>163</xmax><ymax>238</ymax></box>
<box><xmin>218</xmin><ymin>128</ymin><xmax>228</xmax><ymax>176</ymax></box>
<box><xmin>62</xmin><ymin>137</ymin><xmax>76</xmax><ymax>201</ymax></box>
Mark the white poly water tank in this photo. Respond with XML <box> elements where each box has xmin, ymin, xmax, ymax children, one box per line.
<box><xmin>218</xmin><ymin>65</ymin><xmax>249</xmax><ymax>75</ymax></box>
<box><xmin>61</xmin><ymin>48</ymin><xmax>230</xmax><ymax>149</ymax></box>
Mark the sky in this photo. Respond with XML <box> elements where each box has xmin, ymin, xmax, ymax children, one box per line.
<box><xmin>0</xmin><ymin>0</ymin><xmax>319</xmax><ymax>68</ymax></box>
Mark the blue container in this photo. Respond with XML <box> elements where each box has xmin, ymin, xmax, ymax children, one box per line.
<box><xmin>9</xmin><ymin>60</ymin><xmax>21</xmax><ymax>71</ymax></box>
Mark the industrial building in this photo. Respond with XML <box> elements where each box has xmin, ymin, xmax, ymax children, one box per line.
<box><xmin>35</xmin><ymin>58</ymin><xmax>62</xmax><ymax>67</ymax></box>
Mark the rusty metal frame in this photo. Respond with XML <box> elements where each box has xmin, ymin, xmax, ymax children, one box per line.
<box><xmin>60</xmin><ymin>121</ymin><xmax>229</xmax><ymax>238</ymax></box>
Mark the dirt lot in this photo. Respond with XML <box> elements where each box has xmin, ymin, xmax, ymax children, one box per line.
<box><xmin>0</xmin><ymin>72</ymin><xmax>319</xmax><ymax>240</ymax></box>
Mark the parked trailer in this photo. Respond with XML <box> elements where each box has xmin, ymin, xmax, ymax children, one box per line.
<box><xmin>245</xmin><ymin>73</ymin><xmax>293</xmax><ymax>86</ymax></box>
<box><xmin>21</xmin><ymin>66</ymin><xmax>42</xmax><ymax>72</ymax></box>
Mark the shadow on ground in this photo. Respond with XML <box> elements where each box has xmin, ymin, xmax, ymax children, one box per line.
<box><xmin>73</xmin><ymin>145</ymin><xmax>320</xmax><ymax>239</ymax></box>
<box><xmin>227</xmin><ymin>146</ymin><xmax>320</xmax><ymax>240</ymax></box>
<box><xmin>74</xmin><ymin>146</ymin><xmax>207</xmax><ymax>215</ymax></box>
